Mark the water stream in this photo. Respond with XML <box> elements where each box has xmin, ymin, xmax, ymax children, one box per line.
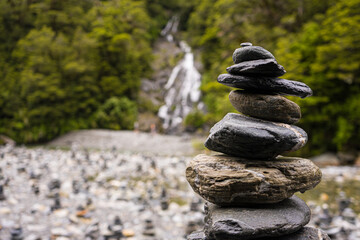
<box><xmin>158</xmin><ymin>16</ymin><xmax>203</xmax><ymax>132</ymax></box>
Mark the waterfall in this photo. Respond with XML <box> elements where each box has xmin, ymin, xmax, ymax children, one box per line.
<box><xmin>158</xmin><ymin>17</ymin><xmax>203</xmax><ymax>132</ymax></box>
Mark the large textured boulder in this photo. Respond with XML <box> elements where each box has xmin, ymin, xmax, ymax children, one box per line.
<box><xmin>218</xmin><ymin>73</ymin><xmax>312</xmax><ymax>98</ymax></box>
<box><xmin>232</xmin><ymin>44</ymin><xmax>275</xmax><ymax>64</ymax></box>
<box><xmin>205</xmin><ymin>113</ymin><xmax>307</xmax><ymax>159</ymax></box>
<box><xmin>186</xmin><ymin>154</ymin><xmax>321</xmax><ymax>206</ymax></box>
<box><xmin>229</xmin><ymin>90</ymin><xmax>301</xmax><ymax>124</ymax></box>
<box><xmin>226</xmin><ymin>59</ymin><xmax>286</xmax><ymax>77</ymax></box>
<box><xmin>204</xmin><ymin>196</ymin><xmax>310</xmax><ymax>240</ymax></box>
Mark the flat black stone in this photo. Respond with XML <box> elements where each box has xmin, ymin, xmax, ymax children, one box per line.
<box><xmin>204</xmin><ymin>196</ymin><xmax>311</xmax><ymax>240</ymax></box>
<box><xmin>187</xmin><ymin>230</ymin><xmax>207</xmax><ymax>240</ymax></box>
<box><xmin>218</xmin><ymin>73</ymin><xmax>312</xmax><ymax>98</ymax></box>
<box><xmin>233</xmin><ymin>46</ymin><xmax>275</xmax><ymax>64</ymax></box>
<box><xmin>226</xmin><ymin>59</ymin><xmax>286</xmax><ymax>77</ymax></box>
<box><xmin>204</xmin><ymin>113</ymin><xmax>307</xmax><ymax>159</ymax></box>
<box><xmin>261</xmin><ymin>227</ymin><xmax>331</xmax><ymax>240</ymax></box>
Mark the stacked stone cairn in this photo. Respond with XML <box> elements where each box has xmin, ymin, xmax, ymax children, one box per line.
<box><xmin>186</xmin><ymin>43</ymin><xmax>331</xmax><ymax>240</ymax></box>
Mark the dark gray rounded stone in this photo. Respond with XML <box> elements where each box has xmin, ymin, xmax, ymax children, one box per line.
<box><xmin>204</xmin><ymin>113</ymin><xmax>307</xmax><ymax>159</ymax></box>
<box><xmin>226</xmin><ymin>59</ymin><xmax>286</xmax><ymax>77</ymax></box>
<box><xmin>233</xmin><ymin>45</ymin><xmax>275</xmax><ymax>64</ymax></box>
<box><xmin>229</xmin><ymin>90</ymin><xmax>301</xmax><ymax>124</ymax></box>
<box><xmin>204</xmin><ymin>196</ymin><xmax>311</xmax><ymax>240</ymax></box>
<box><xmin>218</xmin><ymin>73</ymin><xmax>313</xmax><ymax>98</ymax></box>
<box><xmin>186</xmin><ymin>154</ymin><xmax>321</xmax><ymax>206</ymax></box>
<box><xmin>261</xmin><ymin>227</ymin><xmax>331</xmax><ymax>240</ymax></box>
<box><xmin>187</xmin><ymin>230</ymin><xmax>207</xmax><ymax>240</ymax></box>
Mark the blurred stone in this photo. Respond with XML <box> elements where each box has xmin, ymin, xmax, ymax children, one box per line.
<box><xmin>337</xmin><ymin>152</ymin><xmax>357</xmax><ymax>165</ymax></box>
<box><xmin>48</xmin><ymin>179</ymin><xmax>61</xmax><ymax>191</ymax></box>
<box><xmin>342</xmin><ymin>208</ymin><xmax>357</xmax><ymax>225</ymax></box>
<box><xmin>187</xmin><ymin>230</ymin><xmax>206</xmax><ymax>240</ymax></box>
<box><xmin>355</xmin><ymin>154</ymin><xmax>360</xmax><ymax>166</ymax></box>
<box><xmin>122</xmin><ymin>229</ymin><xmax>135</xmax><ymax>237</ymax></box>
<box><xmin>85</xmin><ymin>222</ymin><xmax>100</xmax><ymax>240</ymax></box>
<box><xmin>160</xmin><ymin>188</ymin><xmax>169</xmax><ymax>210</ymax></box>
<box><xmin>185</xmin><ymin>221</ymin><xmax>198</xmax><ymax>236</ymax></box>
<box><xmin>72</xmin><ymin>180</ymin><xmax>81</xmax><ymax>194</ymax></box>
<box><xmin>106</xmin><ymin>216</ymin><xmax>124</xmax><ymax>239</ymax></box>
<box><xmin>0</xmin><ymin>184</ymin><xmax>6</xmax><ymax>200</ymax></box>
<box><xmin>10</xmin><ymin>226</ymin><xmax>24</xmax><ymax>240</ymax></box>
<box><xmin>337</xmin><ymin>191</ymin><xmax>351</xmax><ymax>214</ymax></box>
<box><xmin>32</xmin><ymin>183</ymin><xmax>40</xmax><ymax>195</ymax></box>
<box><xmin>51</xmin><ymin>193</ymin><xmax>61</xmax><ymax>211</ymax></box>
<box><xmin>143</xmin><ymin>219</ymin><xmax>156</xmax><ymax>236</ymax></box>
<box><xmin>190</xmin><ymin>199</ymin><xmax>200</xmax><ymax>212</ymax></box>
<box><xmin>311</xmin><ymin>152</ymin><xmax>340</xmax><ymax>167</ymax></box>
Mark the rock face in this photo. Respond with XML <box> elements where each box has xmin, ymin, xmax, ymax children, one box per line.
<box><xmin>229</xmin><ymin>90</ymin><xmax>301</xmax><ymax>124</ymax></box>
<box><xmin>232</xmin><ymin>45</ymin><xmax>275</xmax><ymax>64</ymax></box>
<box><xmin>204</xmin><ymin>196</ymin><xmax>310</xmax><ymax>240</ymax></box>
<box><xmin>218</xmin><ymin>74</ymin><xmax>313</xmax><ymax>98</ymax></box>
<box><xmin>261</xmin><ymin>227</ymin><xmax>331</xmax><ymax>240</ymax></box>
<box><xmin>226</xmin><ymin>59</ymin><xmax>286</xmax><ymax>77</ymax></box>
<box><xmin>205</xmin><ymin>113</ymin><xmax>307</xmax><ymax>159</ymax></box>
<box><xmin>186</xmin><ymin>154</ymin><xmax>321</xmax><ymax>206</ymax></box>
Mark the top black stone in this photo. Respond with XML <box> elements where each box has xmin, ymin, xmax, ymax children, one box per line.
<box><xmin>240</xmin><ymin>42</ymin><xmax>252</xmax><ymax>47</ymax></box>
<box><xmin>233</xmin><ymin>45</ymin><xmax>275</xmax><ymax>64</ymax></box>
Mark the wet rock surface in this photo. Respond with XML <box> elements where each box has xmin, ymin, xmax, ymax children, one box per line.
<box><xmin>229</xmin><ymin>90</ymin><xmax>301</xmax><ymax>124</ymax></box>
<box><xmin>218</xmin><ymin>73</ymin><xmax>313</xmax><ymax>98</ymax></box>
<box><xmin>205</xmin><ymin>113</ymin><xmax>307</xmax><ymax>159</ymax></box>
<box><xmin>226</xmin><ymin>59</ymin><xmax>286</xmax><ymax>77</ymax></box>
<box><xmin>204</xmin><ymin>196</ymin><xmax>310</xmax><ymax>240</ymax></box>
<box><xmin>186</xmin><ymin>154</ymin><xmax>321</xmax><ymax>206</ymax></box>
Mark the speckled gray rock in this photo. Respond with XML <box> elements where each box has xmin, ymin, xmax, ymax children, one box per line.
<box><xmin>226</xmin><ymin>59</ymin><xmax>286</xmax><ymax>77</ymax></box>
<box><xmin>204</xmin><ymin>196</ymin><xmax>310</xmax><ymax>240</ymax></box>
<box><xmin>187</xmin><ymin>230</ymin><xmax>207</xmax><ymax>240</ymax></box>
<box><xmin>204</xmin><ymin>113</ymin><xmax>307</xmax><ymax>159</ymax></box>
<box><xmin>218</xmin><ymin>73</ymin><xmax>312</xmax><ymax>98</ymax></box>
<box><xmin>186</xmin><ymin>154</ymin><xmax>321</xmax><ymax>206</ymax></box>
<box><xmin>229</xmin><ymin>90</ymin><xmax>301</xmax><ymax>124</ymax></box>
<box><xmin>233</xmin><ymin>45</ymin><xmax>275</xmax><ymax>64</ymax></box>
<box><xmin>262</xmin><ymin>227</ymin><xmax>331</xmax><ymax>240</ymax></box>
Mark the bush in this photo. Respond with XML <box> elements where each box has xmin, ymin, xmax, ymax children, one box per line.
<box><xmin>95</xmin><ymin>97</ymin><xmax>137</xmax><ymax>130</ymax></box>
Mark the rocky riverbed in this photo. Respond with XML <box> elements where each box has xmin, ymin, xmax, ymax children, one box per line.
<box><xmin>0</xmin><ymin>144</ymin><xmax>359</xmax><ymax>239</ymax></box>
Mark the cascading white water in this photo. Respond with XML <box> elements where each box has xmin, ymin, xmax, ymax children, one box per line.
<box><xmin>158</xmin><ymin>16</ymin><xmax>203</xmax><ymax>132</ymax></box>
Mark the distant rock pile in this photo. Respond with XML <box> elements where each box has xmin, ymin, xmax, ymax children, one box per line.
<box><xmin>186</xmin><ymin>43</ymin><xmax>330</xmax><ymax>239</ymax></box>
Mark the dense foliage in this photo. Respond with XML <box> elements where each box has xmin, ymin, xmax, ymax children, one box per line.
<box><xmin>0</xmin><ymin>0</ymin><xmax>153</xmax><ymax>142</ymax></box>
<box><xmin>186</xmin><ymin>0</ymin><xmax>360</xmax><ymax>155</ymax></box>
<box><xmin>0</xmin><ymin>0</ymin><xmax>359</xmax><ymax>155</ymax></box>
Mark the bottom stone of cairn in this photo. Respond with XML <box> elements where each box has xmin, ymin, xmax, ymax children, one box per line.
<box><xmin>204</xmin><ymin>196</ymin><xmax>310</xmax><ymax>240</ymax></box>
<box><xmin>188</xmin><ymin>227</ymin><xmax>330</xmax><ymax>240</ymax></box>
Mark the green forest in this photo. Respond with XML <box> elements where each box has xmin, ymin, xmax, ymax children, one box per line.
<box><xmin>0</xmin><ymin>0</ymin><xmax>359</xmax><ymax>156</ymax></box>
